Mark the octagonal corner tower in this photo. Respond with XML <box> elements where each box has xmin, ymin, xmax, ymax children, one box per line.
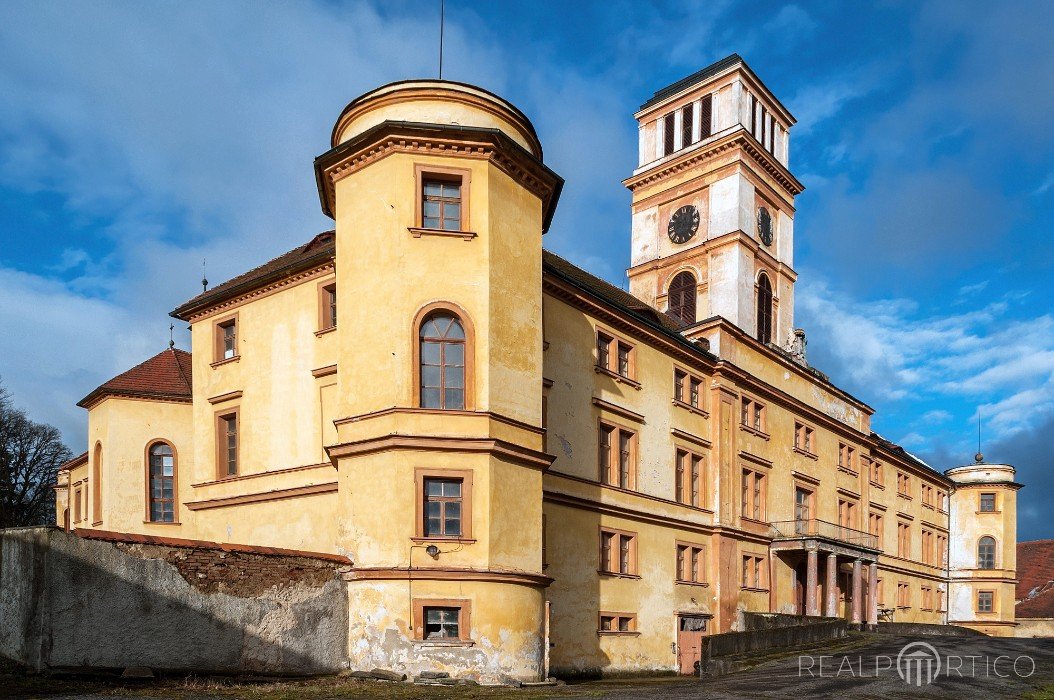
<box><xmin>313</xmin><ymin>80</ymin><xmax>562</xmax><ymax>683</ymax></box>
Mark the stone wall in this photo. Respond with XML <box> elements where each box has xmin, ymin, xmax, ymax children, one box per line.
<box><xmin>0</xmin><ymin>527</ymin><xmax>350</xmax><ymax>675</ymax></box>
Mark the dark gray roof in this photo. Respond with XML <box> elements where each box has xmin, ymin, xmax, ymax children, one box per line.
<box><xmin>640</xmin><ymin>54</ymin><xmax>745</xmax><ymax>111</ymax></box>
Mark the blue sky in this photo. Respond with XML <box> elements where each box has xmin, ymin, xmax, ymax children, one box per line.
<box><xmin>1</xmin><ymin>1</ymin><xmax>1051</xmax><ymax>539</ymax></box>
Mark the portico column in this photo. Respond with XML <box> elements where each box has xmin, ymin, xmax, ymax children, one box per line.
<box><xmin>851</xmin><ymin>559</ymin><xmax>863</xmax><ymax>624</ymax></box>
<box><xmin>867</xmin><ymin>562</ymin><xmax>879</xmax><ymax>627</ymax></box>
<box><xmin>805</xmin><ymin>549</ymin><xmax>819</xmax><ymax>616</ymax></box>
<box><xmin>825</xmin><ymin>553</ymin><xmax>838</xmax><ymax>617</ymax></box>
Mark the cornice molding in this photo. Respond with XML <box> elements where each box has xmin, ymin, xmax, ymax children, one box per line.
<box><xmin>344</xmin><ymin>566</ymin><xmax>552</xmax><ymax>588</ymax></box>
<box><xmin>327</xmin><ymin>434</ymin><xmax>554</xmax><ymax>471</ymax></box>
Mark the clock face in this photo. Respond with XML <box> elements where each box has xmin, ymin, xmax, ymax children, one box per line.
<box><xmin>757</xmin><ymin>206</ymin><xmax>774</xmax><ymax>246</ymax></box>
<box><xmin>667</xmin><ymin>205</ymin><xmax>700</xmax><ymax>244</ymax></box>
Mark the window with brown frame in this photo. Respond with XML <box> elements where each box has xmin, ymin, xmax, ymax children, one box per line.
<box><xmin>677</xmin><ymin>543</ymin><xmax>706</xmax><ymax>584</ymax></box>
<box><xmin>148</xmin><ymin>442</ymin><xmax>176</xmax><ymax>523</ymax></box>
<box><xmin>412</xmin><ymin>599</ymin><xmax>471</xmax><ymax>641</ymax></box>
<box><xmin>700</xmin><ymin>94</ymin><xmax>713</xmax><ymax>139</ymax></box>
<box><xmin>938</xmin><ymin>588</ymin><xmax>946</xmax><ymax>612</ymax></box>
<box><xmin>741</xmin><ymin>554</ymin><xmax>766</xmax><ymax>589</ymax></box>
<box><xmin>422</xmin><ymin>178</ymin><xmax>463</xmax><ymax>231</ymax></box>
<box><xmin>414</xmin><ymin>469</ymin><xmax>473</xmax><ymax>540</ymax></box>
<box><xmin>869</xmin><ymin>511</ymin><xmax>883</xmax><ymax>549</ymax></box>
<box><xmin>598</xmin><ymin>422</ymin><xmax>636</xmax><ymax>490</ymax></box>
<box><xmin>422</xmin><ymin>477</ymin><xmax>464</xmax><ymax>538</ymax></box>
<box><xmin>921</xmin><ymin>585</ymin><xmax>933</xmax><ymax>611</ymax></box>
<box><xmin>921</xmin><ymin>529</ymin><xmax>934</xmax><ymax>565</ymax></box>
<box><xmin>937</xmin><ymin>533</ymin><xmax>947</xmax><ymax>567</ymax></box>
<box><xmin>596</xmin><ymin>329</ymin><xmax>636</xmax><ymax>383</ymax></box>
<box><xmin>793</xmin><ymin>422</ymin><xmax>815</xmax><ymax>455</ymax></box>
<box><xmin>897</xmin><ymin>472</ymin><xmax>911</xmax><ymax>497</ymax></box>
<box><xmin>216</xmin><ymin>410</ymin><xmax>238</xmax><ymax>478</ymax></box>
<box><xmin>599</xmin><ymin>612</ymin><xmax>637</xmax><ymax>634</ymax></box>
<box><xmin>897</xmin><ymin>521</ymin><xmax>911</xmax><ymax>558</ymax></box>
<box><xmin>897</xmin><ymin>581</ymin><xmax>910</xmax><ymax>608</ymax></box>
<box><xmin>318</xmin><ymin>281</ymin><xmax>336</xmax><ymax>331</ymax></box>
<box><xmin>599</xmin><ymin>527</ymin><xmax>637</xmax><ymax>576</ymax></box>
<box><xmin>870</xmin><ymin>459</ymin><xmax>884</xmax><ymax>486</ymax></box>
<box><xmin>838</xmin><ymin>498</ymin><xmax>858</xmax><ymax>530</ymax></box>
<box><xmin>667</xmin><ymin>271</ymin><xmax>697</xmax><ymax>325</ymax></box>
<box><xmin>921</xmin><ymin>484</ymin><xmax>934</xmax><ymax>508</ymax></box>
<box><xmin>673</xmin><ymin>368</ymin><xmax>703</xmax><ymax>411</ymax></box>
<box><xmin>838</xmin><ymin>443</ymin><xmax>857</xmax><ymax>474</ymax></box>
<box><xmin>675</xmin><ymin>449</ymin><xmax>704</xmax><ymax>507</ymax></box>
<box><xmin>419</xmin><ymin>311</ymin><xmax>466</xmax><ymax>410</ymax></box>
<box><xmin>740</xmin><ymin>468</ymin><xmax>766</xmax><ymax>521</ymax></box>
<box><xmin>977</xmin><ymin>590</ymin><xmax>994</xmax><ymax>613</ymax></box>
<box><xmin>756</xmin><ymin>273</ymin><xmax>773</xmax><ymax>344</ymax></box>
<box><xmin>979</xmin><ymin>492</ymin><xmax>997</xmax><ymax>512</ymax></box>
<box><xmin>740</xmin><ymin>396</ymin><xmax>766</xmax><ymax>434</ymax></box>
<box><xmin>938</xmin><ymin>491</ymin><xmax>948</xmax><ymax>512</ymax></box>
<box><xmin>73</xmin><ymin>484</ymin><xmax>82</xmax><ymax>523</ymax></box>
<box><xmin>214</xmin><ymin>316</ymin><xmax>238</xmax><ymax>362</ymax></box>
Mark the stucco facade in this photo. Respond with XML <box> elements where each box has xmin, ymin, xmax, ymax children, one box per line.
<box><xmin>54</xmin><ymin>55</ymin><xmax>1020</xmax><ymax>682</ymax></box>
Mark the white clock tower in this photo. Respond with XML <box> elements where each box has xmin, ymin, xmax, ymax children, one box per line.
<box><xmin>624</xmin><ymin>54</ymin><xmax>803</xmax><ymax>350</ymax></box>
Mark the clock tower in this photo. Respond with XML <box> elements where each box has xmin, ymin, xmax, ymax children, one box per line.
<box><xmin>624</xmin><ymin>54</ymin><xmax>803</xmax><ymax>350</ymax></box>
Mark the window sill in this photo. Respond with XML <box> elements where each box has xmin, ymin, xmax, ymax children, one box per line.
<box><xmin>896</xmin><ymin>492</ymin><xmax>912</xmax><ymax>500</ymax></box>
<box><xmin>412</xmin><ymin>639</ymin><xmax>475</xmax><ymax>647</ymax></box>
<box><xmin>408</xmin><ymin>226</ymin><xmax>477</xmax><ymax>241</ymax></box>
<box><xmin>594</xmin><ymin>365</ymin><xmax>642</xmax><ymax>390</ymax></box>
<box><xmin>741</xmin><ymin>587</ymin><xmax>769</xmax><ymax>593</ymax></box>
<box><xmin>793</xmin><ymin>447</ymin><xmax>818</xmax><ymax>460</ymax></box>
<box><xmin>91</xmin><ymin>520</ymin><xmax>103</xmax><ymax>527</ymax></box>
<box><xmin>870</xmin><ymin>481</ymin><xmax>885</xmax><ymax>489</ymax></box>
<box><xmin>597</xmin><ymin>630</ymin><xmax>641</xmax><ymax>637</ymax></box>
<box><xmin>672</xmin><ymin>399</ymin><xmax>708</xmax><ymax>417</ymax></box>
<box><xmin>411</xmin><ymin>537</ymin><xmax>477</xmax><ymax>544</ymax></box>
<box><xmin>210</xmin><ymin>356</ymin><xmax>240</xmax><ymax>368</ymax></box>
<box><xmin>142</xmin><ymin>520</ymin><xmax>181</xmax><ymax>525</ymax></box>
<box><xmin>314</xmin><ymin>326</ymin><xmax>336</xmax><ymax>337</ymax></box>
<box><xmin>740</xmin><ymin>516</ymin><xmax>769</xmax><ymax>527</ymax></box>
<box><xmin>838</xmin><ymin>467</ymin><xmax>859</xmax><ymax>477</ymax></box>
<box><xmin>976</xmin><ymin>510</ymin><xmax>1002</xmax><ymax>515</ymax></box>
<box><xmin>598</xmin><ymin>570</ymin><xmax>641</xmax><ymax>580</ymax></box>
<box><xmin>675</xmin><ymin>579</ymin><xmax>710</xmax><ymax>588</ymax></box>
<box><xmin>738</xmin><ymin>425</ymin><xmax>770</xmax><ymax>440</ymax></box>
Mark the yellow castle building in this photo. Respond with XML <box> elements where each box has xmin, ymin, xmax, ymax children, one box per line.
<box><xmin>54</xmin><ymin>55</ymin><xmax>1020</xmax><ymax>681</ymax></box>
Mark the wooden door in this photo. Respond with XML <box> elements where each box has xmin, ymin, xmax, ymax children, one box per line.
<box><xmin>677</xmin><ymin>615</ymin><xmax>708</xmax><ymax>675</ymax></box>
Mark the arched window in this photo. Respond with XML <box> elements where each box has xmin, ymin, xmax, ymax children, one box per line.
<box><xmin>756</xmin><ymin>273</ymin><xmax>773</xmax><ymax>344</ymax></box>
<box><xmin>668</xmin><ymin>271</ymin><xmax>697</xmax><ymax>325</ymax></box>
<box><xmin>978</xmin><ymin>536</ymin><xmax>996</xmax><ymax>569</ymax></box>
<box><xmin>419</xmin><ymin>311</ymin><xmax>467</xmax><ymax>410</ymax></box>
<box><xmin>147</xmin><ymin>442</ymin><xmax>176</xmax><ymax>523</ymax></box>
<box><xmin>92</xmin><ymin>442</ymin><xmax>103</xmax><ymax>524</ymax></box>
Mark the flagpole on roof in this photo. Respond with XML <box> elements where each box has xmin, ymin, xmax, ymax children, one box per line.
<box><xmin>439</xmin><ymin>0</ymin><xmax>445</xmax><ymax>80</ymax></box>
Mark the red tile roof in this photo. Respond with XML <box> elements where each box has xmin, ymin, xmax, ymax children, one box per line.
<box><xmin>78</xmin><ymin>348</ymin><xmax>193</xmax><ymax>409</ymax></box>
<box><xmin>1017</xmin><ymin>540</ymin><xmax>1054</xmax><ymax>618</ymax></box>
<box><xmin>57</xmin><ymin>451</ymin><xmax>88</xmax><ymax>473</ymax></box>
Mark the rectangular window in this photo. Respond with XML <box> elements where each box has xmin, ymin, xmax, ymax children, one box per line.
<box><xmin>898</xmin><ymin>582</ymin><xmax>910</xmax><ymax>608</ymax></box>
<box><xmin>675</xmin><ymin>449</ymin><xmax>704</xmax><ymax>507</ymax></box>
<box><xmin>980</xmin><ymin>493</ymin><xmax>996</xmax><ymax>512</ymax></box>
<box><xmin>977</xmin><ymin>590</ymin><xmax>994</xmax><ymax>613</ymax></box>
<box><xmin>740</xmin><ymin>468</ymin><xmax>766</xmax><ymax>521</ymax></box>
<box><xmin>422</xmin><ymin>178</ymin><xmax>462</xmax><ymax>231</ymax></box>
<box><xmin>838</xmin><ymin>443</ymin><xmax>857</xmax><ymax>474</ymax></box>
<box><xmin>897</xmin><ymin>472</ymin><xmax>911</xmax><ymax>497</ymax></box>
<box><xmin>870</xmin><ymin>459</ymin><xmax>884</xmax><ymax>486</ymax></box>
<box><xmin>596</xmin><ymin>330</ymin><xmax>635</xmax><ymax>382</ymax></box>
<box><xmin>921</xmin><ymin>586</ymin><xmax>933</xmax><ymax>611</ymax></box>
<box><xmin>673</xmin><ymin>368</ymin><xmax>703</xmax><ymax>410</ymax></box>
<box><xmin>677</xmin><ymin>543</ymin><xmax>706</xmax><ymax>584</ymax></box>
<box><xmin>937</xmin><ymin>534</ymin><xmax>947</xmax><ymax>567</ymax></box>
<box><xmin>598</xmin><ymin>612</ymin><xmax>637</xmax><ymax>634</ymax></box>
<box><xmin>73</xmin><ymin>485</ymin><xmax>82</xmax><ymax>522</ymax></box>
<box><xmin>599</xmin><ymin>422</ymin><xmax>636</xmax><ymax>490</ymax></box>
<box><xmin>922</xmin><ymin>529</ymin><xmax>934</xmax><ymax>565</ymax></box>
<box><xmin>741</xmin><ymin>554</ymin><xmax>766</xmax><ymax>589</ymax></box>
<box><xmin>938</xmin><ymin>491</ymin><xmax>948</xmax><ymax>512</ymax></box>
<box><xmin>869</xmin><ymin>512</ymin><xmax>883</xmax><ymax>549</ymax></box>
<box><xmin>599</xmin><ymin>528</ymin><xmax>637</xmax><ymax>576</ymax></box>
<box><xmin>794</xmin><ymin>422</ymin><xmax>815</xmax><ymax>455</ymax></box>
<box><xmin>838</xmin><ymin>499</ymin><xmax>857</xmax><ymax>530</ymax></box>
<box><xmin>897</xmin><ymin>521</ymin><xmax>910</xmax><ymax>558</ymax></box>
<box><xmin>318</xmin><ymin>281</ymin><xmax>337</xmax><ymax>330</ymax></box>
<box><xmin>214</xmin><ymin>316</ymin><xmax>238</xmax><ymax>362</ymax></box>
<box><xmin>216</xmin><ymin>411</ymin><xmax>238</xmax><ymax>478</ymax></box>
<box><xmin>794</xmin><ymin>486</ymin><xmax>812</xmax><ymax>524</ymax></box>
<box><xmin>415</xmin><ymin>469</ymin><xmax>473</xmax><ymax>540</ymax></box>
<box><xmin>412</xmin><ymin>599</ymin><xmax>470</xmax><ymax>641</ymax></box>
<box><xmin>663</xmin><ymin>112</ymin><xmax>676</xmax><ymax>155</ymax></box>
<box><xmin>699</xmin><ymin>94</ymin><xmax>712</xmax><ymax>139</ymax></box>
<box><xmin>681</xmin><ymin>103</ymin><xmax>693</xmax><ymax>147</ymax></box>
<box><xmin>740</xmin><ymin>397</ymin><xmax>766</xmax><ymax>434</ymax></box>
<box><xmin>423</xmin><ymin>478</ymin><xmax>463</xmax><ymax>537</ymax></box>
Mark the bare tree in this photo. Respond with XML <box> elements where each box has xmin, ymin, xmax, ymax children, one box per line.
<box><xmin>0</xmin><ymin>380</ymin><xmax>72</xmax><ymax>527</ymax></box>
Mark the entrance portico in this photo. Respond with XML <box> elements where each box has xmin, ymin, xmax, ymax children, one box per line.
<box><xmin>771</xmin><ymin>519</ymin><xmax>881</xmax><ymax>626</ymax></box>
